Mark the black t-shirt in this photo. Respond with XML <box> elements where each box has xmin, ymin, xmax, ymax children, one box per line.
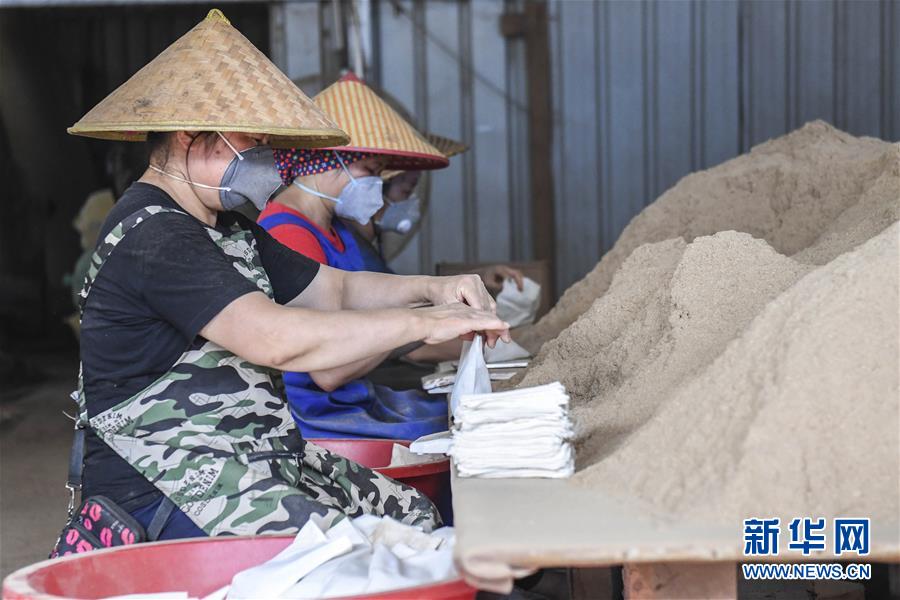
<box><xmin>80</xmin><ymin>182</ymin><xmax>319</xmax><ymax>510</ymax></box>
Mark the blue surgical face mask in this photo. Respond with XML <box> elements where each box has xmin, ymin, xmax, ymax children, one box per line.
<box><xmin>377</xmin><ymin>195</ymin><xmax>421</xmax><ymax>234</ymax></box>
<box><xmin>293</xmin><ymin>152</ymin><xmax>384</xmax><ymax>225</ymax></box>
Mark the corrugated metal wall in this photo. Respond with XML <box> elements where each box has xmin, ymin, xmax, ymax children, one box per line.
<box><xmin>550</xmin><ymin>0</ymin><xmax>898</xmax><ymax>290</ymax></box>
<box><xmin>369</xmin><ymin>0</ymin><xmax>532</xmax><ymax>276</ymax></box>
<box><xmin>280</xmin><ymin>0</ymin><xmax>898</xmax><ymax>291</ymax></box>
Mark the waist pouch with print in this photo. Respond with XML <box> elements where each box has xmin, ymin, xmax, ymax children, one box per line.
<box><xmin>50</xmin><ymin>495</ymin><xmax>145</xmax><ymax>558</ymax></box>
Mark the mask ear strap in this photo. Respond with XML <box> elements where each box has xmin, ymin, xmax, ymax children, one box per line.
<box><xmin>293</xmin><ymin>180</ymin><xmax>339</xmax><ymax>204</ymax></box>
<box><xmin>148</xmin><ymin>164</ymin><xmax>231</xmax><ymax>192</ymax></box>
<box><xmin>333</xmin><ymin>151</ymin><xmax>355</xmax><ymax>181</ymax></box>
<box><xmin>217</xmin><ymin>131</ymin><xmax>244</xmax><ymax>161</ymax></box>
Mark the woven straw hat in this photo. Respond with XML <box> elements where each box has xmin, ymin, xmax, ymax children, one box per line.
<box><xmin>315</xmin><ymin>73</ymin><xmax>448</xmax><ymax>170</ymax></box>
<box><xmin>382</xmin><ymin>132</ymin><xmax>467</xmax><ymax>180</ymax></box>
<box><xmin>424</xmin><ymin>133</ymin><xmax>468</xmax><ymax>159</ymax></box>
<box><xmin>68</xmin><ymin>9</ymin><xmax>349</xmax><ymax>149</ymax></box>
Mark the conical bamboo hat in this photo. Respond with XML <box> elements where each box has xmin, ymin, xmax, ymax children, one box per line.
<box><xmin>68</xmin><ymin>9</ymin><xmax>349</xmax><ymax>149</ymax></box>
<box><xmin>314</xmin><ymin>72</ymin><xmax>448</xmax><ymax>170</ymax></box>
<box><xmin>382</xmin><ymin>133</ymin><xmax>467</xmax><ymax>179</ymax></box>
<box><xmin>424</xmin><ymin>133</ymin><xmax>468</xmax><ymax>159</ymax></box>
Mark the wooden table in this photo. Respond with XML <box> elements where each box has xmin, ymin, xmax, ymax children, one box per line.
<box><xmin>450</xmin><ymin>471</ymin><xmax>900</xmax><ymax>598</ymax></box>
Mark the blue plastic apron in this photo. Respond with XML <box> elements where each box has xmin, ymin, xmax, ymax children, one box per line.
<box><xmin>259</xmin><ymin>210</ymin><xmax>448</xmax><ymax>440</ymax></box>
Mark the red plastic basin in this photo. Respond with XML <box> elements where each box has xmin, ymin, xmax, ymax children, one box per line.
<box><xmin>310</xmin><ymin>438</ymin><xmax>450</xmax><ymax>506</ymax></box>
<box><xmin>2</xmin><ymin>535</ymin><xmax>476</xmax><ymax>600</ymax></box>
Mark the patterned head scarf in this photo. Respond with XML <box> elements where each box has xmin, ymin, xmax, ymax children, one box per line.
<box><xmin>274</xmin><ymin>148</ymin><xmax>373</xmax><ymax>185</ymax></box>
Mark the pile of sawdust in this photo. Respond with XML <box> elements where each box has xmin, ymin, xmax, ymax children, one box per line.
<box><xmin>514</xmin><ymin>122</ymin><xmax>899</xmax><ymax>524</ymax></box>
<box><xmin>517</xmin><ymin>121</ymin><xmax>899</xmax><ymax>353</ymax></box>
<box><xmin>520</xmin><ymin>232</ymin><xmax>811</xmax><ymax>466</ymax></box>
<box><xmin>576</xmin><ymin>223</ymin><xmax>899</xmax><ymax>523</ymax></box>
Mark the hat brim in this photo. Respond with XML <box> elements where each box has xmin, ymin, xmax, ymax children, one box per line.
<box><xmin>68</xmin><ymin>124</ymin><xmax>349</xmax><ymax>149</ymax></box>
<box><xmin>68</xmin><ymin>10</ymin><xmax>349</xmax><ymax>149</ymax></box>
<box><xmin>325</xmin><ymin>146</ymin><xmax>449</xmax><ymax>171</ymax></box>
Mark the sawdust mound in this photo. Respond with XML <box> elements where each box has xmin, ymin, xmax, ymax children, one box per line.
<box><xmin>574</xmin><ymin>223</ymin><xmax>900</xmax><ymax>524</ymax></box>
<box><xmin>513</xmin><ymin>122</ymin><xmax>899</xmax><ymax>524</ymax></box>
<box><xmin>519</xmin><ymin>232</ymin><xmax>811</xmax><ymax>465</ymax></box>
<box><xmin>517</xmin><ymin>121</ymin><xmax>899</xmax><ymax>353</ymax></box>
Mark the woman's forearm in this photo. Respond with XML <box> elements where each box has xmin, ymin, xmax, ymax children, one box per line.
<box><xmin>295</xmin><ymin>268</ymin><xmax>498</xmax><ymax>329</ymax></box>
<box><xmin>340</xmin><ymin>270</ymin><xmax>431</xmax><ymax>310</ymax></box>
<box><xmin>404</xmin><ymin>338</ymin><xmax>464</xmax><ymax>363</ymax></box>
<box><xmin>289</xmin><ymin>267</ymin><xmax>430</xmax><ymax>311</ymax></box>
<box><xmin>203</xmin><ymin>292</ymin><xmax>509</xmax><ymax>375</ymax></box>
<box><xmin>271</xmin><ymin>308</ymin><xmax>424</xmax><ymax>372</ymax></box>
<box><xmin>308</xmin><ymin>351</ymin><xmax>391</xmax><ymax>391</ymax></box>
<box><xmin>202</xmin><ymin>292</ymin><xmax>425</xmax><ymax>373</ymax></box>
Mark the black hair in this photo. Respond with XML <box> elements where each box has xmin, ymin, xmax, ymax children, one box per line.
<box><xmin>146</xmin><ymin>131</ymin><xmax>219</xmax><ymax>171</ymax></box>
<box><xmin>146</xmin><ymin>131</ymin><xmax>171</xmax><ymax>167</ymax></box>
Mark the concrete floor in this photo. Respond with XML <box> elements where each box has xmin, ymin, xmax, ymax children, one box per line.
<box><xmin>0</xmin><ymin>349</ymin><xmax>76</xmax><ymax>580</ymax></box>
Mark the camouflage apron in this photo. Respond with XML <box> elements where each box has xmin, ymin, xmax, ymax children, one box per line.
<box><xmin>75</xmin><ymin>205</ymin><xmax>440</xmax><ymax>536</ymax></box>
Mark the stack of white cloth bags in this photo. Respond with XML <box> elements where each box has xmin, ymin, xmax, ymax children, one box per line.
<box><xmin>448</xmin><ymin>336</ymin><xmax>575</xmax><ymax>479</ymax></box>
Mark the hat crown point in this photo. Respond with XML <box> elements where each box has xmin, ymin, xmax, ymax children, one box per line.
<box><xmin>340</xmin><ymin>72</ymin><xmax>362</xmax><ymax>83</ymax></box>
<box><xmin>205</xmin><ymin>9</ymin><xmax>231</xmax><ymax>25</ymax></box>
<box><xmin>68</xmin><ymin>5</ymin><xmax>349</xmax><ymax>148</ymax></box>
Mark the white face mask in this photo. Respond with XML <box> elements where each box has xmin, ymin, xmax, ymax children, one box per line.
<box><xmin>377</xmin><ymin>195</ymin><xmax>421</xmax><ymax>234</ymax></box>
<box><xmin>293</xmin><ymin>152</ymin><xmax>384</xmax><ymax>225</ymax></box>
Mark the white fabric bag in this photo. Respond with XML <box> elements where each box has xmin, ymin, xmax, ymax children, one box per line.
<box><xmin>495</xmin><ymin>277</ymin><xmax>541</xmax><ymax>328</ymax></box>
<box><xmin>449</xmin><ymin>335</ymin><xmax>491</xmax><ymax>418</ymax></box>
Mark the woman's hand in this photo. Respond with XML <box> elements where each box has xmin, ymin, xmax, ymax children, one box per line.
<box><xmin>476</xmin><ymin>265</ymin><xmax>525</xmax><ymax>294</ymax></box>
<box><xmin>417</xmin><ymin>302</ymin><xmax>510</xmax><ymax>348</ymax></box>
<box><xmin>424</xmin><ymin>274</ymin><xmax>497</xmax><ymax>312</ymax></box>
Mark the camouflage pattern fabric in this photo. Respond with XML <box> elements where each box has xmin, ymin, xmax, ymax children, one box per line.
<box><xmin>76</xmin><ymin>206</ymin><xmax>440</xmax><ymax>536</ymax></box>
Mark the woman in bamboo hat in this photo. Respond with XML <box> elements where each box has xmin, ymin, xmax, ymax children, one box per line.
<box><xmin>255</xmin><ymin>73</ymin><xmax>477</xmax><ymax>440</ymax></box>
<box><xmin>349</xmin><ymin>133</ymin><xmax>467</xmax><ymax>274</ymax></box>
<box><xmin>357</xmin><ymin>134</ymin><xmax>525</xmax><ymax>295</ymax></box>
<box><xmin>67</xmin><ymin>10</ymin><xmax>508</xmax><ymax>542</ymax></box>
<box><xmin>339</xmin><ymin>135</ymin><xmax>527</xmax><ymax>368</ymax></box>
